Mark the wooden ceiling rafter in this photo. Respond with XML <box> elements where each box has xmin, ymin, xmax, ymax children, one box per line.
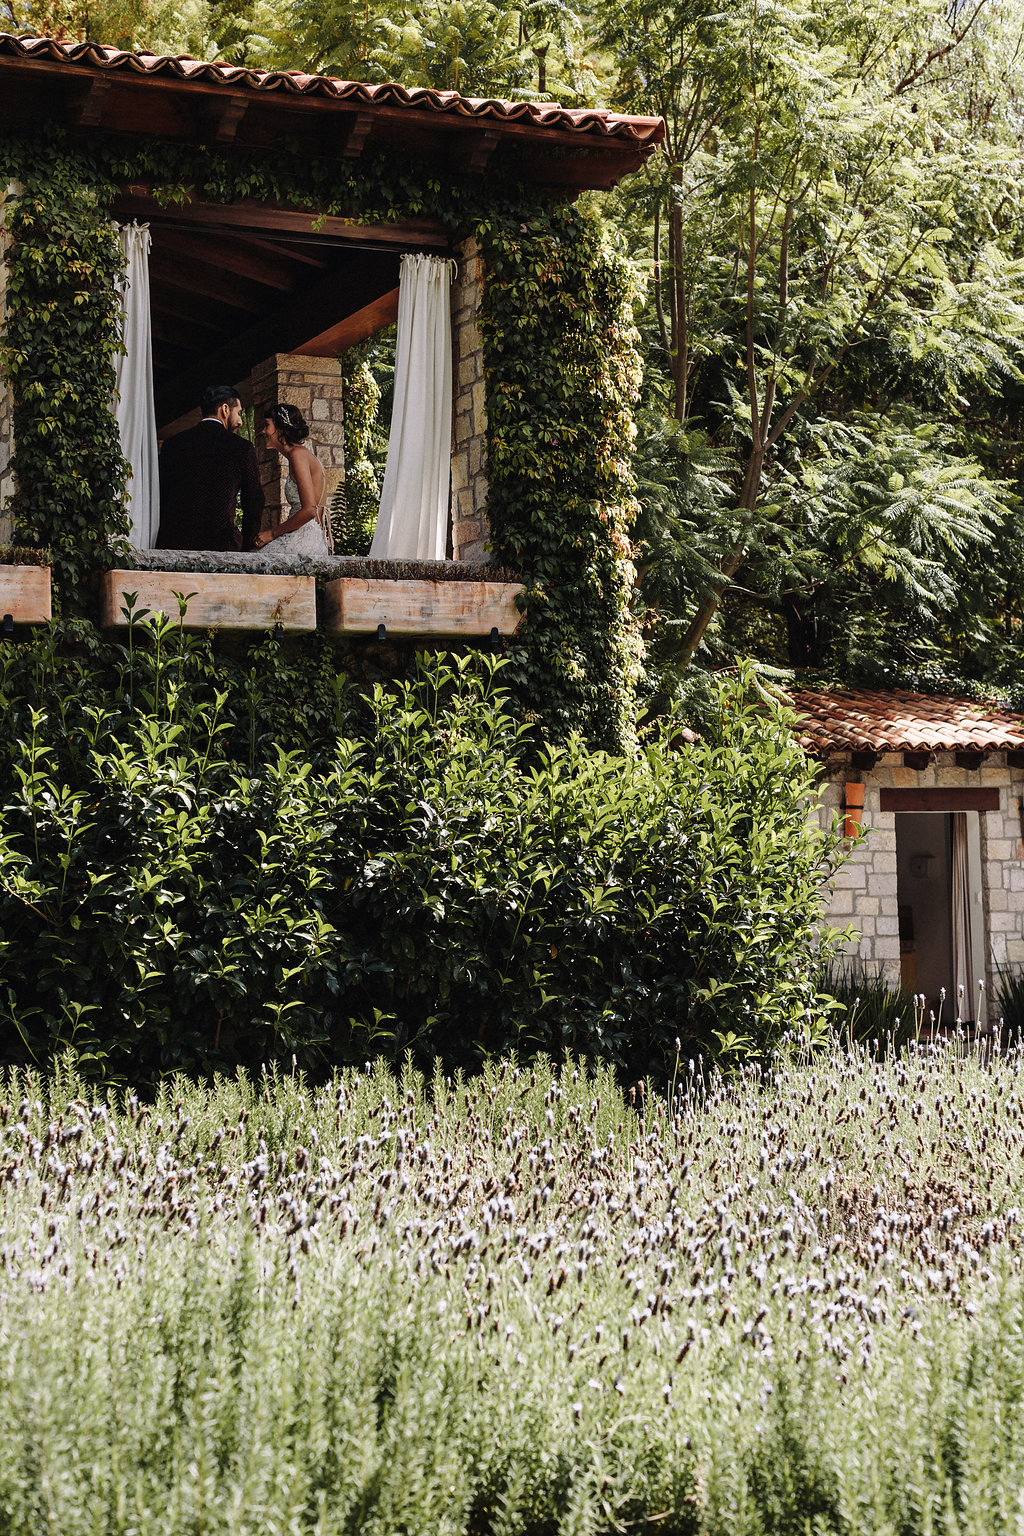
<box><xmin>240</xmin><ymin>234</ymin><xmax>329</xmax><ymax>269</ymax></box>
<box><xmin>155</xmin><ymin>244</ymin><xmax>401</xmax><ymax>421</ymax></box>
<box><xmin>157</xmin><ymin>228</ymin><xmax>298</xmax><ymax>290</ymax></box>
<box><xmin>152</xmin><ymin>251</ymin><xmax>270</xmax><ymax>310</ymax></box>
<box><xmin>292</xmin><ymin>285</ymin><xmax>400</xmax><ymax>355</ymax></box>
<box><xmin>452</xmin><ymin>128</ymin><xmax>500</xmax><ymax>176</ymax></box>
<box><xmin>149</xmin><ymin>281</ymin><xmax>246</xmax><ymax>330</ymax></box>
<box><xmin>339</xmin><ymin>109</ymin><xmax>375</xmax><ymax>158</ymax></box>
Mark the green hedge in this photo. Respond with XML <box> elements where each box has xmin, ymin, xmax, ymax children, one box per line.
<box><xmin>0</xmin><ymin>627</ymin><xmax>841</xmax><ymax>1080</ymax></box>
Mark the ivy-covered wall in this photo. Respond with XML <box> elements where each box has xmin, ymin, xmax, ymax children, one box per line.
<box><xmin>0</xmin><ymin>129</ymin><xmax>645</xmax><ymax>747</ymax></box>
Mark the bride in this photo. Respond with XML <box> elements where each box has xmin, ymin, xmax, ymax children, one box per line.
<box><xmin>249</xmin><ymin>402</ymin><xmax>332</xmax><ymax>564</ymax></box>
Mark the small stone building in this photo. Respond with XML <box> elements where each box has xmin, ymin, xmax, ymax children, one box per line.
<box><xmin>792</xmin><ymin>687</ymin><xmax>1024</xmax><ymax>1032</ymax></box>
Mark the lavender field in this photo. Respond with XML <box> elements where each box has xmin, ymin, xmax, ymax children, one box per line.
<box><xmin>1</xmin><ymin>1046</ymin><xmax>1023</xmax><ymax>1534</ymax></box>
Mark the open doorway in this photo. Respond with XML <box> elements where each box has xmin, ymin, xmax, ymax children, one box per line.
<box><xmin>896</xmin><ymin>811</ymin><xmax>985</xmax><ymax>1028</ymax></box>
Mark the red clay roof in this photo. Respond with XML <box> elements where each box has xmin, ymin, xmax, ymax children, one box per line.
<box><xmin>0</xmin><ymin>33</ymin><xmax>664</xmax><ymax>145</ymax></box>
<box><xmin>789</xmin><ymin>687</ymin><xmax>1024</xmax><ymax>755</ymax></box>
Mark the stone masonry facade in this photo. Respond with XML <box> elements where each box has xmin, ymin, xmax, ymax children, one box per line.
<box><xmin>450</xmin><ymin>236</ymin><xmax>491</xmax><ymax>563</ymax></box>
<box><xmin>242</xmin><ymin>353</ymin><xmax>346</xmax><ymax>535</ymax></box>
<box><xmin>818</xmin><ymin>750</ymin><xmax>1024</xmax><ymax>1007</ymax></box>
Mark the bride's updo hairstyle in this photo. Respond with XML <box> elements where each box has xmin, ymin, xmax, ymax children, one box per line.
<box><xmin>267</xmin><ymin>402</ymin><xmax>310</xmax><ymax>445</ymax></box>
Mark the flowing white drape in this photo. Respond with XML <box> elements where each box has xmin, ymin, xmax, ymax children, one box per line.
<box><xmin>951</xmin><ymin>812</ymin><xmax>974</xmax><ymax>1020</ymax></box>
<box><xmin>114</xmin><ymin>222</ymin><xmax>159</xmax><ymax>549</ymax></box>
<box><xmin>370</xmin><ymin>254</ymin><xmax>454</xmax><ymax>560</ymax></box>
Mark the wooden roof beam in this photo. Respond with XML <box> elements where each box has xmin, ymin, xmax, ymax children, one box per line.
<box><xmin>451</xmin><ymin>128</ymin><xmax>500</xmax><ymax>176</ymax></box>
<box><xmin>151</xmin><ymin>252</ymin><xmax>267</xmax><ymax>310</ymax></box>
<box><xmin>66</xmin><ymin>75</ymin><xmax>110</xmax><ymax>128</ymax></box>
<box><xmin>155</xmin><ymin>251</ymin><xmax>401</xmax><ymax>421</ymax></box>
<box><xmin>291</xmin><ymin>286</ymin><xmax>400</xmax><ymax>355</ymax></box>
<box><xmin>241</xmin><ymin>234</ymin><xmax>329</xmax><ymax>269</ymax></box>
<box><xmin>155</xmin><ymin>228</ymin><xmax>298</xmax><ymax>291</ymax></box>
<box><xmin>339</xmin><ymin>109</ymin><xmax>374</xmax><ymax>158</ymax></box>
<box><xmin>115</xmin><ymin>189</ymin><xmax>450</xmax><ymax>249</ymax></box>
<box><xmin>201</xmin><ymin>91</ymin><xmax>249</xmax><ymax>143</ymax></box>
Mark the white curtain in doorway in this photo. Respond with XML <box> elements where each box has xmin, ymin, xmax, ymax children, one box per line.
<box><xmin>951</xmin><ymin>812</ymin><xmax>974</xmax><ymax>1020</ymax></box>
<box><xmin>114</xmin><ymin>222</ymin><xmax>159</xmax><ymax>549</ymax></box>
<box><xmin>370</xmin><ymin>253</ymin><xmax>454</xmax><ymax>561</ymax></box>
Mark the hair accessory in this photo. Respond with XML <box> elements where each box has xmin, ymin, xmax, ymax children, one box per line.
<box><xmin>278</xmin><ymin>404</ymin><xmax>293</xmax><ymax>424</ymax></box>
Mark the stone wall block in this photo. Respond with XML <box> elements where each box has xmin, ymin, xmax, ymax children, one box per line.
<box><xmin>240</xmin><ymin>353</ymin><xmax>345</xmax><ymax>529</ymax></box>
<box><xmin>449</xmin><ymin>237</ymin><xmax>491</xmax><ymax>563</ymax></box>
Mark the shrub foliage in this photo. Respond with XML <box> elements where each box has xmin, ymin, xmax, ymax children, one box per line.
<box><xmin>0</xmin><ymin>630</ymin><xmax>839</xmax><ymax>1079</ymax></box>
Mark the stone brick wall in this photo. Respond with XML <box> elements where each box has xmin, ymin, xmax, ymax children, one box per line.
<box><xmin>818</xmin><ymin>749</ymin><xmax>1024</xmax><ymax>1015</ymax></box>
<box><xmin>450</xmin><ymin>237</ymin><xmax>491</xmax><ymax>563</ymax></box>
<box><xmin>0</xmin><ymin>197</ymin><xmax>15</xmax><ymax>544</ymax></box>
<box><xmin>243</xmin><ymin>354</ymin><xmax>345</xmax><ymax>533</ymax></box>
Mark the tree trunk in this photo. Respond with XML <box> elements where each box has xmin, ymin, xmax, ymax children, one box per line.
<box><xmin>675</xmin><ymin>446</ymin><xmax>765</xmax><ymax>666</ymax></box>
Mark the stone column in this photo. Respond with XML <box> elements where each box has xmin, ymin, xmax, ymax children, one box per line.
<box><xmin>242</xmin><ymin>354</ymin><xmax>345</xmax><ymax>534</ymax></box>
<box><xmin>450</xmin><ymin>237</ymin><xmax>491</xmax><ymax>563</ymax></box>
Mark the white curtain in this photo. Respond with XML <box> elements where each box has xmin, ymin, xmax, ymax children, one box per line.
<box><xmin>114</xmin><ymin>222</ymin><xmax>159</xmax><ymax>549</ymax></box>
<box><xmin>370</xmin><ymin>253</ymin><xmax>454</xmax><ymax>561</ymax></box>
<box><xmin>951</xmin><ymin>812</ymin><xmax>974</xmax><ymax>1020</ymax></box>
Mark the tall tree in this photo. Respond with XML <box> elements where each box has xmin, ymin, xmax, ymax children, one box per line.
<box><xmin>605</xmin><ymin>0</ymin><xmax>1024</xmax><ymax>680</ymax></box>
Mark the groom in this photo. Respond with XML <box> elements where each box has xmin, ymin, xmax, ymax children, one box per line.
<box><xmin>156</xmin><ymin>385</ymin><xmax>264</xmax><ymax>551</ymax></box>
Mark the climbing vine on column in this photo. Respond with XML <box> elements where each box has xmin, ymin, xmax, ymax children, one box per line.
<box><xmin>0</xmin><ymin>143</ymin><xmax>128</xmax><ymax>611</ymax></box>
<box><xmin>477</xmin><ymin>205</ymin><xmax>645</xmax><ymax>750</ymax></box>
<box><xmin>334</xmin><ymin>339</ymin><xmax>386</xmax><ymax>556</ymax></box>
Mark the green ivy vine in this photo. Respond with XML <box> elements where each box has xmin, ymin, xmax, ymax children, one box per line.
<box><xmin>0</xmin><ymin>142</ymin><xmax>130</xmax><ymax>611</ymax></box>
<box><xmin>0</xmin><ymin>128</ymin><xmax>645</xmax><ymax>743</ymax></box>
<box><xmin>334</xmin><ymin>340</ymin><xmax>385</xmax><ymax>557</ymax></box>
<box><xmin>477</xmin><ymin>208</ymin><xmax>645</xmax><ymax>750</ymax></box>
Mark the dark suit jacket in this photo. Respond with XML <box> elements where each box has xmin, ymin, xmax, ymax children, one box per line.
<box><xmin>156</xmin><ymin>420</ymin><xmax>264</xmax><ymax>551</ymax></box>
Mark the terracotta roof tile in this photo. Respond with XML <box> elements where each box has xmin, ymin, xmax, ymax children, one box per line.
<box><xmin>0</xmin><ymin>33</ymin><xmax>665</xmax><ymax>144</ymax></box>
<box><xmin>788</xmin><ymin>687</ymin><xmax>1024</xmax><ymax>755</ymax></box>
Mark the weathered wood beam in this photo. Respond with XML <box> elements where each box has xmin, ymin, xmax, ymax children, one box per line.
<box><xmin>322</xmin><ymin>578</ymin><xmax>524</xmax><ymax>636</ymax></box>
<box><xmin>115</xmin><ymin>189</ymin><xmax>450</xmax><ymax>249</ymax></box>
<box><xmin>452</xmin><ymin>128</ymin><xmax>500</xmax><ymax>176</ymax></box>
<box><xmin>101</xmin><ymin>570</ymin><xmax>317</xmax><ymax>631</ymax></box>
<box><xmin>241</xmin><ymin>234</ymin><xmax>329</xmax><ymax>270</ymax></box>
<box><xmin>291</xmin><ymin>286</ymin><xmax>400</xmax><ymax>355</ymax></box>
<box><xmin>340</xmin><ymin>109</ymin><xmax>375</xmax><ymax>158</ymax></box>
<box><xmin>879</xmin><ymin>787</ymin><xmax>1000</xmax><ymax>812</ymax></box>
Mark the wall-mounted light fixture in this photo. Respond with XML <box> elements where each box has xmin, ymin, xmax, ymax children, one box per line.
<box><xmin>843</xmin><ymin>781</ymin><xmax>865</xmax><ymax>842</ymax></box>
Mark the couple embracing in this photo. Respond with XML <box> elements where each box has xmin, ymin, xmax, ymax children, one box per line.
<box><xmin>156</xmin><ymin>384</ymin><xmax>332</xmax><ymax>562</ymax></box>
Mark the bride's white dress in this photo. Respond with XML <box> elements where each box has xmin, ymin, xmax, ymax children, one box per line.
<box><xmin>245</xmin><ymin>455</ymin><xmax>332</xmax><ymax>569</ymax></box>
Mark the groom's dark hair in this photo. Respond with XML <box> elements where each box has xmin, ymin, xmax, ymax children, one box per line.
<box><xmin>200</xmin><ymin>384</ymin><xmax>241</xmax><ymax>416</ymax></box>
